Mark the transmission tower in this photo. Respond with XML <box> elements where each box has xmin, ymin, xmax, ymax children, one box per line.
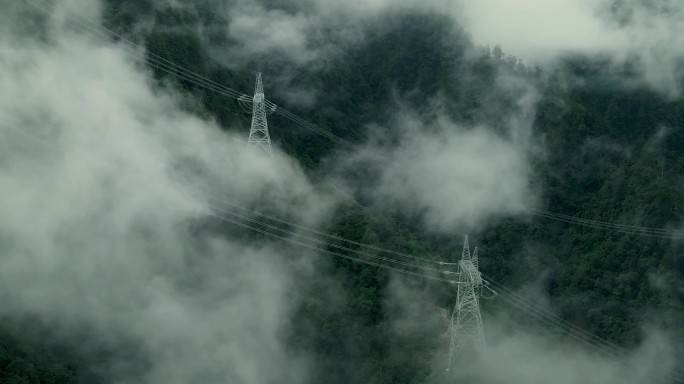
<box><xmin>447</xmin><ymin>235</ymin><xmax>486</xmax><ymax>371</ymax></box>
<box><xmin>240</xmin><ymin>73</ymin><xmax>273</xmax><ymax>154</ymax></box>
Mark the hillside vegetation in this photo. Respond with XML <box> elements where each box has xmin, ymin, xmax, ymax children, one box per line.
<box><xmin>2</xmin><ymin>2</ymin><xmax>683</xmax><ymax>383</ymax></box>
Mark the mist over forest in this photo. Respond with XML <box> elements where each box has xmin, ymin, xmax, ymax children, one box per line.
<box><xmin>1</xmin><ymin>1</ymin><xmax>683</xmax><ymax>383</ymax></box>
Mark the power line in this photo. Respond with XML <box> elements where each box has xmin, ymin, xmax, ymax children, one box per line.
<box><xmin>22</xmin><ymin>0</ymin><xmax>684</xmax><ymax>241</ymax></box>
<box><xmin>2</xmin><ymin>115</ymin><xmax>455</xmax><ymax>281</ymax></box>
<box><xmin>531</xmin><ymin>209</ymin><xmax>684</xmax><ymax>240</ymax></box>
<box><xmin>268</xmin><ymin>105</ymin><xmax>355</xmax><ymax>149</ymax></box>
<box><xmin>10</xmin><ymin>5</ymin><xmax>684</xmax><ymax>378</ymax></box>
<box><xmin>22</xmin><ymin>0</ymin><xmax>243</xmax><ymax>96</ymax></box>
<box><xmin>533</xmin><ymin>209</ymin><xmax>676</xmax><ymax>234</ymax></box>
<box><xmin>206</xmin><ymin>209</ymin><xmax>457</xmax><ymax>284</ymax></box>
<box><xmin>482</xmin><ymin>276</ymin><xmax>627</xmax><ymax>357</ymax></box>
<box><xmin>213</xmin><ymin>199</ymin><xmax>684</xmax><ymax>382</ymax></box>
<box><xmin>6</xmin><ymin>122</ymin><xmax>682</xmax><ymax>382</ymax></box>
<box><xmin>202</xmin><ymin>194</ymin><xmax>449</xmax><ymax>266</ymax></box>
<box><xmin>209</xmin><ymin>202</ymin><xmax>452</xmax><ymax>275</ymax></box>
<box><xmin>21</xmin><ymin>0</ymin><xmax>355</xmax><ymax>149</ymax></box>
<box><xmin>1</xmin><ymin>95</ymin><xmax>453</xmax><ymax>283</ymax></box>
<box><xmin>205</xmin><ymin>192</ymin><xmax>684</xmax><ymax>381</ymax></box>
<box><xmin>482</xmin><ymin>277</ymin><xmax>684</xmax><ymax>383</ymax></box>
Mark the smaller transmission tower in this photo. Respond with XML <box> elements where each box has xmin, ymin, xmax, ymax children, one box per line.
<box><xmin>447</xmin><ymin>235</ymin><xmax>486</xmax><ymax>371</ymax></box>
<box><xmin>241</xmin><ymin>73</ymin><xmax>273</xmax><ymax>154</ymax></box>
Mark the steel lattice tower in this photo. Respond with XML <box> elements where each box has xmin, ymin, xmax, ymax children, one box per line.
<box><xmin>447</xmin><ymin>235</ymin><xmax>486</xmax><ymax>371</ymax></box>
<box><xmin>244</xmin><ymin>73</ymin><xmax>272</xmax><ymax>154</ymax></box>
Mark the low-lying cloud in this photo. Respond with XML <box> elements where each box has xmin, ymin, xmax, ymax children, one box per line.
<box><xmin>459</xmin><ymin>0</ymin><xmax>684</xmax><ymax>97</ymax></box>
<box><xmin>214</xmin><ymin>0</ymin><xmax>450</xmax><ymax>67</ymax></box>
<box><xmin>466</xmin><ymin>326</ymin><xmax>678</xmax><ymax>384</ymax></box>
<box><xmin>210</xmin><ymin>0</ymin><xmax>684</xmax><ymax>97</ymax></box>
<box><xmin>3</xmin><ymin>1</ymin><xmax>682</xmax><ymax>383</ymax></box>
<box><xmin>332</xmin><ymin>83</ymin><xmax>539</xmax><ymax>233</ymax></box>
<box><xmin>0</xmin><ymin>2</ymin><xmax>331</xmax><ymax>383</ymax></box>
<box><xmin>384</xmin><ymin>267</ymin><xmax>681</xmax><ymax>384</ymax></box>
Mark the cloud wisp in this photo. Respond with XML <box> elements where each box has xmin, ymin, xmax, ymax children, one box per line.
<box><xmin>464</xmin><ymin>325</ymin><xmax>678</xmax><ymax>384</ymax></box>
<box><xmin>458</xmin><ymin>0</ymin><xmax>684</xmax><ymax>97</ymax></box>
<box><xmin>210</xmin><ymin>0</ymin><xmax>684</xmax><ymax>97</ymax></box>
<box><xmin>330</xmin><ymin>79</ymin><xmax>540</xmax><ymax>234</ymax></box>
<box><xmin>3</xmin><ymin>1</ymin><xmax>682</xmax><ymax>383</ymax></box>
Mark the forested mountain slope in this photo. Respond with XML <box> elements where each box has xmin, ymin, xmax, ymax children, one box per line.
<box><xmin>1</xmin><ymin>1</ymin><xmax>683</xmax><ymax>383</ymax></box>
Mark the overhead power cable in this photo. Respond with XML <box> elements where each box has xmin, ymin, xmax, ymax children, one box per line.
<box><xmin>533</xmin><ymin>209</ymin><xmax>675</xmax><ymax>234</ymax></box>
<box><xmin>206</xmin><ymin>209</ymin><xmax>457</xmax><ymax>284</ymax></box>
<box><xmin>204</xmin><ymin>198</ymin><xmax>684</xmax><ymax>382</ymax></box>
<box><xmin>482</xmin><ymin>276</ymin><xmax>684</xmax><ymax>383</ymax></box>
<box><xmin>21</xmin><ymin>0</ymin><xmax>355</xmax><ymax>149</ymax></box>
<box><xmin>267</xmin><ymin>105</ymin><xmax>355</xmax><ymax>149</ymax></box>
<box><xmin>202</xmin><ymin>194</ymin><xmax>449</xmax><ymax>266</ymax></box>
<box><xmin>2</xmin><ymin>107</ymin><xmax>455</xmax><ymax>281</ymax></box>
<box><xmin>22</xmin><ymin>0</ymin><xmax>243</xmax><ymax>97</ymax></box>
<box><xmin>209</xmin><ymin>202</ymin><xmax>451</xmax><ymax>275</ymax></box>
<box><xmin>22</xmin><ymin>0</ymin><xmax>684</xmax><ymax>241</ymax></box>
<box><xmin>481</xmin><ymin>276</ymin><xmax>627</xmax><ymax>357</ymax></box>
<box><xmin>14</xmin><ymin>5</ymin><xmax>684</xmax><ymax>374</ymax></box>
<box><xmin>531</xmin><ymin>209</ymin><xmax>684</xmax><ymax>240</ymax></box>
<box><xmin>7</xmin><ymin>123</ymin><xmax>682</xmax><ymax>382</ymax></box>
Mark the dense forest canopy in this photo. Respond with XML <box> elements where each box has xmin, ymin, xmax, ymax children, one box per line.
<box><xmin>1</xmin><ymin>1</ymin><xmax>683</xmax><ymax>383</ymax></box>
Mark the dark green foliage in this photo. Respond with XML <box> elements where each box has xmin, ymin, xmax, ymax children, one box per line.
<box><xmin>0</xmin><ymin>319</ymin><xmax>82</xmax><ymax>384</ymax></box>
<box><xmin>3</xmin><ymin>2</ymin><xmax>684</xmax><ymax>383</ymax></box>
<box><xmin>479</xmin><ymin>62</ymin><xmax>684</xmax><ymax>349</ymax></box>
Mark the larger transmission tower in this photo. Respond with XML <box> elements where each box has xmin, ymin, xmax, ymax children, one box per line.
<box><xmin>447</xmin><ymin>235</ymin><xmax>486</xmax><ymax>371</ymax></box>
<box><xmin>240</xmin><ymin>73</ymin><xmax>273</xmax><ymax>154</ymax></box>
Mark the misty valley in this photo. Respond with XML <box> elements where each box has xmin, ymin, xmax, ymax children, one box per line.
<box><xmin>0</xmin><ymin>1</ymin><xmax>683</xmax><ymax>383</ymax></box>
